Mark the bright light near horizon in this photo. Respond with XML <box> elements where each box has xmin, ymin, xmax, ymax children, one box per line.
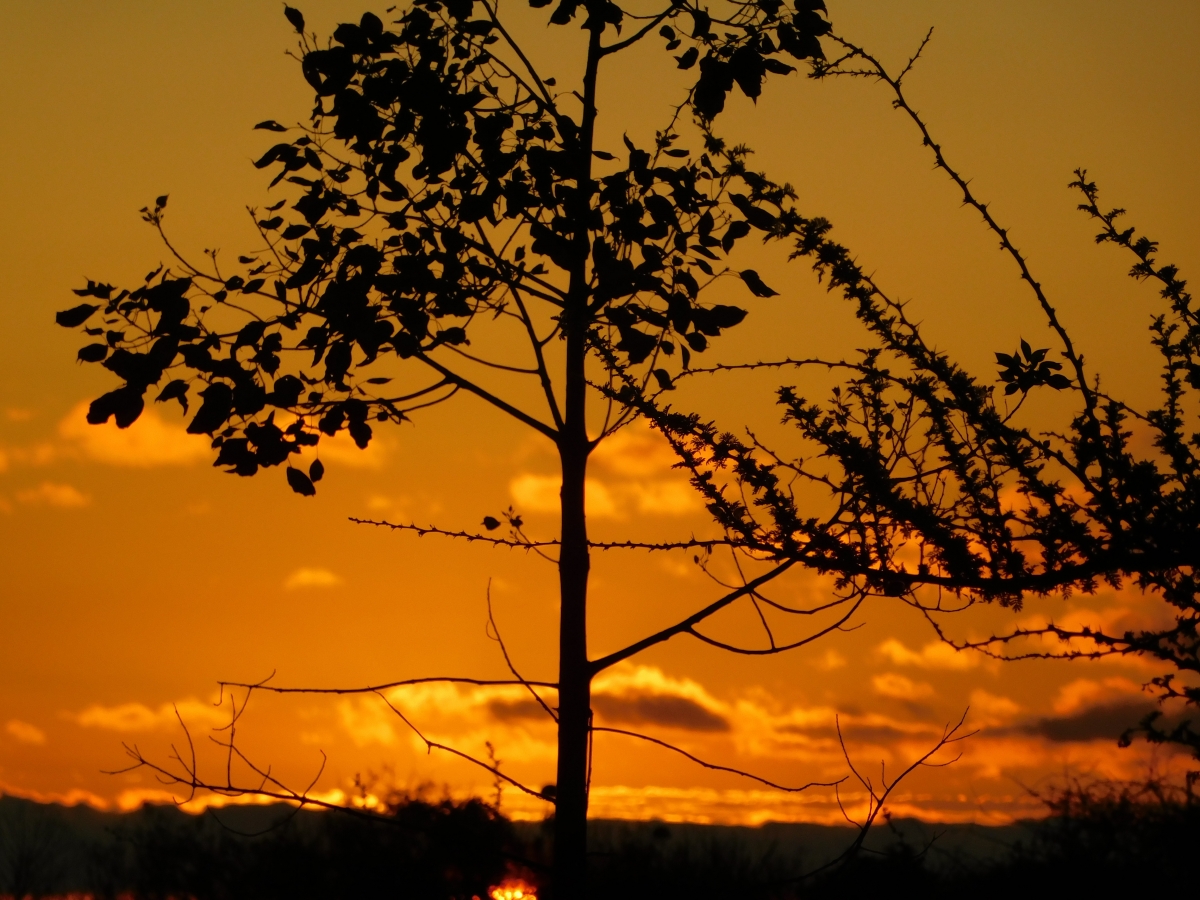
<box><xmin>490</xmin><ymin>879</ymin><xmax>537</xmax><ymax>900</ymax></box>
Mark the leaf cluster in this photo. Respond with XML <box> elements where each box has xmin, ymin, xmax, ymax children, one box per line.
<box><xmin>58</xmin><ymin>0</ymin><xmax>830</xmax><ymax>493</ymax></box>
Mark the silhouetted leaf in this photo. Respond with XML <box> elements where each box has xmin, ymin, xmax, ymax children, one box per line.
<box><xmin>286</xmin><ymin>466</ymin><xmax>316</xmax><ymax>496</ymax></box>
<box><xmin>549</xmin><ymin>0</ymin><xmax>578</xmax><ymax>24</ymax></box>
<box><xmin>739</xmin><ymin>270</ymin><xmax>779</xmax><ymax>297</ymax></box>
<box><xmin>482</xmin><ymin>516</ymin><xmax>501</xmax><ymax>531</ymax></box>
<box><xmin>88</xmin><ymin>388</ymin><xmax>144</xmax><ymax>428</ymax></box>
<box><xmin>284</xmin><ymin>5</ymin><xmax>305</xmax><ymax>33</ymax></box>
<box><xmin>77</xmin><ymin>343</ymin><xmax>109</xmax><ymax>363</ymax></box>
<box><xmin>255</xmin><ymin>120</ymin><xmax>288</xmax><ymax>132</ymax></box>
<box><xmin>187</xmin><ymin>383</ymin><xmax>234</xmax><ymax>435</ymax></box>
<box><xmin>309</xmin><ymin>459</ymin><xmax>324</xmax><ymax>483</ymax></box>
<box><xmin>56</xmin><ymin>304</ymin><xmax>100</xmax><ymax>328</ymax></box>
<box><xmin>156</xmin><ymin>379</ymin><xmax>190</xmax><ymax>412</ymax></box>
<box><xmin>72</xmin><ymin>280</ymin><xmax>114</xmax><ymax>300</ymax></box>
<box><xmin>730</xmin><ymin>194</ymin><xmax>777</xmax><ymax>231</ymax></box>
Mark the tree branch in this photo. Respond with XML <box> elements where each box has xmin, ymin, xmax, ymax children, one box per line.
<box><xmin>592</xmin><ymin>726</ymin><xmax>844</xmax><ymax>792</ymax></box>
<box><xmin>590</xmin><ymin>560</ymin><xmax>796</xmax><ymax>673</ymax></box>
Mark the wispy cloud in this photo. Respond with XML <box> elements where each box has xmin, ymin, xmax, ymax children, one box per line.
<box><xmin>70</xmin><ymin>698</ymin><xmax>227</xmax><ymax>732</ymax></box>
<box><xmin>338</xmin><ymin>698</ymin><xmax>401</xmax><ymax>748</ymax></box>
<box><xmin>877</xmin><ymin>638</ymin><xmax>978</xmax><ymax>670</ymax></box>
<box><xmin>510</xmin><ymin>474</ymin><xmax>618</xmax><ymax>518</ymax></box>
<box><xmin>968</xmin><ymin>689</ymin><xmax>1022</xmax><ymax>726</ymax></box>
<box><xmin>1052</xmin><ymin>677</ymin><xmax>1142</xmax><ymax>715</ymax></box>
<box><xmin>16</xmin><ymin>482</ymin><xmax>89</xmax><ymax>508</ymax></box>
<box><xmin>814</xmin><ymin>649</ymin><xmax>847</xmax><ymax>670</ymax></box>
<box><xmin>50</xmin><ymin>660</ymin><xmax>1193</xmax><ymax>827</ymax></box>
<box><xmin>506</xmin><ymin>424</ymin><xmax>701</xmax><ymax>519</ymax></box>
<box><xmin>298</xmin><ymin>429</ymin><xmax>389</xmax><ymax>469</ymax></box>
<box><xmin>590</xmin><ymin>426</ymin><xmax>679</xmax><ymax>478</ymax></box>
<box><xmin>5</xmin><ymin>719</ymin><xmax>46</xmax><ymax>745</ymax></box>
<box><xmin>872</xmin><ymin>673</ymin><xmax>935</xmax><ymax>701</ymax></box>
<box><xmin>509</xmin><ymin>473</ymin><xmax>699</xmax><ymax>519</ymax></box>
<box><xmin>593</xmin><ymin>665</ymin><xmax>730</xmax><ymax>731</ymax></box>
<box><xmin>284</xmin><ymin>567</ymin><xmax>343</xmax><ymax>590</ymax></box>
<box><xmin>59</xmin><ymin>401</ymin><xmax>209</xmax><ymax>467</ymax></box>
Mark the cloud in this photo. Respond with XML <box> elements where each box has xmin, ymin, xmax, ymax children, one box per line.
<box><xmin>364</xmin><ymin>682</ymin><xmax>559</xmax><ymax>764</ymax></box>
<box><xmin>877</xmin><ymin>638</ymin><xmax>978</xmax><ymax>670</ymax></box>
<box><xmin>505</xmin><ymin>423</ymin><xmax>703</xmax><ymax>519</ymax></box>
<box><xmin>1051</xmin><ymin>677</ymin><xmax>1142</xmax><ymax>715</ymax></box>
<box><xmin>487</xmin><ymin>698</ymin><xmax>549</xmax><ymax>722</ymax></box>
<box><xmin>59</xmin><ymin>401</ymin><xmax>209</xmax><ymax>467</ymax></box>
<box><xmin>510</xmin><ymin>474</ymin><xmax>619</xmax><ymax>518</ymax></box>
<box><xmin>593</xmin><ymin>694</ymin><xmax>730</xmax><ymax>732</ymax></box>
<box><xmin>71</xmin><ymin>698</ymin><xmax>227</xmax><ymax>732</ymax></box>
<box><xmin>0</xmin><ymin>443</ymin><xmax>60</xmax><ymax>467</ymax></box>
<box><xmin>590</xmin><ymin>425</ymin><xmax>679</xmax><ymax>477</ymax></box>
<box><xmin>338</xmin><ymin>698</ymin><xmax>399</xmax><ymax>747</ymax></box>
<box><xmin>16</xmin><ymin>482</ymin><xmax>89</xmax><ymax>508</ymax></box>
<box><xmin>284</xmin><ymin>567</ymin><xmax>343</xmax><ymax>589</ymax></box>
<box><xmin>301</xmin><ymin>429</ymin><xmax>388</xmax><ymax>469</ymax></box>
<box><xmin>630</xmin><ymin>481</ymin><xmax>700</xmax><ymax>515</ymax></box>
<box><xmin>1022</xmin><ymin>700</ymin><xmax>1156</xmax><ymax>743</ymax></box>
<box><xmin>871</xmin><ymin>673</ymin><xmax>934</xmax><ymax>701</ymax></box>
<box><xmin>993</xmin><ymin>677</ymin><xmax>1157</xmax><ymax>743</ymax></box>
<box><xmin>509</xmin><ymin>473</ymin><xmax>699</xmax><ymax>519</ymax></box>
<box><xmin>814</xmin><ymin>649</ymin><xmax>847</xmax><ymax>670</ymax></box>
<box><xmin>5</xmin><ymin>719</ymin><xmax>46</xmax><ymax>745</ymax></box>
<box><xmin>968</xmin><ymin>690</ymin><xmax>1022</xmax><ymax>726</ymax></box>
<box><xmin>592</xmin><ymin>665</ymin><xmax>730</xmax><ymax>732</ymax></box>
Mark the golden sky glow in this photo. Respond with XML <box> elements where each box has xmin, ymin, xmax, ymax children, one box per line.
<box><xmin>1</xmin><ymin>0</ymin><xmax>1198</xmax><ymax>825</ymax></box>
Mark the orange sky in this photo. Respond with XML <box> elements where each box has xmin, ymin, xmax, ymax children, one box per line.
<box><xmin>1</xmin><ymin>0</ymin><xmax>1198</xmax><ymax>825</ymax></box>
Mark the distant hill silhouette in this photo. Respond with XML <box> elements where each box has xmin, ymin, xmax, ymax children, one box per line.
<box><xmin>1</xmin><ymin>784</ymin><xmax>1196</xmax><ymax>897</ymax></box>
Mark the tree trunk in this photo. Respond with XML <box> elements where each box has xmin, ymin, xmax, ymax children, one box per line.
<box><xmin>554</xmin><ymin>402</ymin><xmax>591</xmax><ymax>897</ymax></box>
<box><xmin>552</xmin><ymin>25</ymin><xmax>602</xmax><ymax>899</ymax></box>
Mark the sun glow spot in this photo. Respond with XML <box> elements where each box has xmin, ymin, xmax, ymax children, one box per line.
<box><xmin>489</xmin><ymin>879</ymin><xmax>537</xmax><ymax>900</ymax></box>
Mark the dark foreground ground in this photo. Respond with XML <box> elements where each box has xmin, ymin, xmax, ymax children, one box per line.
<box><xmin>1</xmin><ymin>782</ymin><xmax>1196</xmax><ymax>898</ymax></box>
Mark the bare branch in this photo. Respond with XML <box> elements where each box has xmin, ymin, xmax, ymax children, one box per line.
<box><xmin>219</xmin><ymin>675</ymin><xmax>557</xmax><ymax>695</ymax></box>
<box><xmin>487</xmin><ymin>581</ymin><xmax>559</xmax><ymax>722</ymax></box>
<box><xmin>590</xmin><ymin>560</ymin><xmax>796</xmax><ymax>673</ymax></box>
<box><xmin>595</xmin><ymin>725</ymin><xmax>845</xmax><ymax>792</ymax></box>
<box><xmin>374</xmin><ymin>691</ymin><xmax>551</xmax><ymax>803</ymax></box>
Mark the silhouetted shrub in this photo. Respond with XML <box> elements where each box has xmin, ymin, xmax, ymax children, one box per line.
<box><xmin>92</xmin><ymin>794</ymin><xmax>513</xmax><ymax>900</ymax></box>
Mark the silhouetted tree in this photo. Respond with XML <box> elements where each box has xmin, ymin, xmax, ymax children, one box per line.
<box><xmin>61</xmin><ymin>2</ymin><xmax>977</xmax><ymax>894</ymax></box>
<box><xmin>631</xmin><ymin>32</ymin><xmax>1199</xmax><ymax>776</ymax></box>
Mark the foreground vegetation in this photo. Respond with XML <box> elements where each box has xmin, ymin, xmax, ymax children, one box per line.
<box><xmin>1</xmin><ymin>777</ymin><xmax>1195</xmax><ymax>898</ymax></box>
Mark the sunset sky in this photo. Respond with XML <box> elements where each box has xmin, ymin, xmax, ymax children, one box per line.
<box><xmin>1</xmin><ymin>0</ymin><xmax>1198</xmax><ymax>826</ymax></box>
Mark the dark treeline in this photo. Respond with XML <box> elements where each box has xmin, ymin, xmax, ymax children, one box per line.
<box><xmin>1</xmin><ymin>778</ymin><xmax>1196</xmax><ymax>898</ymax></box>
